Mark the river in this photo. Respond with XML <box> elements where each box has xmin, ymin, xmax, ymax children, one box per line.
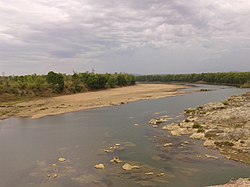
<box><xmin>0</xmin><ymin>84</ymin><xmax>249</xmax><ymax>187</ymax></box>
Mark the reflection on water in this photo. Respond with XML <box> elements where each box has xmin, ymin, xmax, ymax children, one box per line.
<box><xmin>0</xmin><ymin>85</ymin><xmax>249</xmax><ymax>187</ymax></box>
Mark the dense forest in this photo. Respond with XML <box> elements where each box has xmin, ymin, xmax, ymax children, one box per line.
<box><xmin>136</xmin><ymin>72</ymin><xmax>250</xmax><ymax>88</ymax></box>
<box><xmin>0</xmin><ymin>72</ymin><xmax>135</xmax><ymax>102</ymax></box>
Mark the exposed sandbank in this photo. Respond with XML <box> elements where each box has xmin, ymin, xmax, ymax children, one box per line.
<box><xmin>0</xmin><ymin>84</ymin><xmax>191</xmax><ymax>120</ymax></box>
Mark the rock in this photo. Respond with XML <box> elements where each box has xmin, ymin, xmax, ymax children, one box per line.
<box><xmin>149</xmin><ymin>116</ymin><xmax>171</xmax><ymax>125</ymax></box>
<box><xmin>200</xmin><ymin>89</ymin><xmax>210</xmax><ymax>92</ymax></box>
<box><xmin>153</xmin><ymin>125</ymin><xmax>158</xmax><ymax>128</ymax></box>
<box><xmin>58</xmin><ymin>158</ymin><xmax>66</xmax><ymax>162</ymax></box>
<box><xmin>206</xmin><ymin>178</ymin><xmax>250</xmax><ymax>187</ymax></box>
<box><xmin>115</xmin><ymin>144</ymin><xmax>120</xmax><ymax>146</ymax></box>
<box><xmin>190</xmin><ymin>133</ymin><xmax>205</xmax><ymax>140</ymax></box>
<box><xmin>164</xmin><ymin>143</ymin><xmax>173</xmax><ymax>147</ymax></box>
<box><xmin>205</xmin><ymin>154</ymin><xmax>219</xmax><ymax>159</ymax></box>
<box><xmin>170</xmin><ymin>128</ymin><xmax>191</xmax><ymax>136</ymax></box>
<box><xmin>149</xmin><ymin>119</ymin><xmax>161</xmax><ymax>125</ymax></box>
<box><xmin>156</xmin><ymin>173</ymin><xmax>165</xmax><ymax>177</ymax></box>
<box><xmin>159</xmin><ymin>115</ymin><xmax>172</xmax><ymax>121</ymax></box>
<box><xmin>134</xmin><ymin>124</ymin><xmax>139</xmax><ymax>126</ymax></box>
<box><xmin>94</xmin><ymin>164</ymin><xmax>105</xmax><ymax>169</ymax></box>
<box><xmin>110</xmin><ymin>157</ymin><xmax>123</xmax><ymax>163</ymax></box>
<box><xmin>52</xmin><ymin>164</ymin><xmax>57</xmax><ymax>167</ymax></box>
<box><xmin>184</xmin><ymin>108</ymin><xmax>196</xmax><ymax>114</ymax></box>
<box><xmin>184</xmin><ymin>141</ymin><xmax>189</xmax><ymax>144</ymax></box>
<box><xmin>170</xmin><ymin>130</ymin><xmax>182</xmax><ymax>136</ymax></box>
<box><xmin>47</xmin><ymin>174</ymin><xmax>58</xmax><ymax>179</ymax></box>
<box><xmin>179</xmin><ymin>122</ymin><xmax>194</xmax><ymax>128</ymax></box>
<box><xmin>122</xmin><ymin>163</ymin><xmax>140</xmax><ymax>171</ymax></box>
<box><xmin>145</xmin><ymin>172</ymin><xmax>154</xmax><ymax>175</ymax></box>
<box><xmin>203</xmin><ymin>140</ymin><xmax>215</xmax><ymax>147</ymax></box>
<box><xmin>104</xmin><ymin>149</ymin><xmax>112</xmax><ymax>153</ymax></box>
<box><xmin>202</xmin><ymin>102</ymin><xmax>226</xmax><ymax>111</ymax></box>
<box><xmin>162</xmin><ymin>124</ymin><xmax>179</xmax><ymax>131</ymax></box>
<box><xmin>162</xmin><ymin>126</ymin><xmax>168</xmax><ymax>130</ymax></box>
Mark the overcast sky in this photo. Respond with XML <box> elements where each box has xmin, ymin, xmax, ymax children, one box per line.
<box><xmin>0</xmin><ymin>0</ymin><xmax>250</xmax><ymax>75</ymax></box>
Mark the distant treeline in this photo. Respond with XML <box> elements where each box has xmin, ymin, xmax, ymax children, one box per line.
<box><xmin>136</xmin><ymin>72</ymin><xmax>250</xmax><ymax>87</ymax></box>
<box><xmin>0</xmin><ymin>71</ymin><xmax>135</xmax><ymax>101</ymax></box>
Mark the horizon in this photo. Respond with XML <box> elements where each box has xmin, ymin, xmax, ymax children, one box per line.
<box><xmin>1</xmin><ymin>70</ymin><xmax>249</xmax><ymax>77</ymax></box>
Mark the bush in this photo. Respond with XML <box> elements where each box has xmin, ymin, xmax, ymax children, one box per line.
<box><xmin>193</xmin><ymin>124</ymin><xmax>202</xmax><ymax>129</ymax></box>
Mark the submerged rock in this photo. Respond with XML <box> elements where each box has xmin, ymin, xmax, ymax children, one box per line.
<box><xmin>110</xmin><ymin>157</ymin><xmax>123</xmax><ymax>164</ymax></box>
<box><xmin>58</xmin><ymin>158</ymin><xmax>66</xmax><ymax>162</ymax></box>
<box><xmin>205</xmin><ymin>154</ymin><xmax>219</xmax><ymax>159</ymax></box>
<box><xmin>122</xmin><ymin>163</ymin><xmax>140</xmax><ymax>171</ymax></box>
<box><xmin>145</xmin><ymin>172</ymin><xmax>154</xmax><ymax>175</ymax></box>
<box><xmin>94</xmin><ymin>164</ymin><xmax>105</xmax><ymax>169</ymax></box>
<box><xmin>164</xmin><ymin>143</ymin><xmax>173</xmax><ymax>147</ymax></box>
<box><xmin>47</xmin><ymin>173</ymin><xmax>58</xmax><ymax>179</ymax></box>
<box><xmin>149</xmin><ymin>116</ymin><xmax>172</xmax><ymax>125</ymax></box>
<box><xmin>156</xmin><ymin>173</ymin><xmax>165</xmax><ymax>177</ymax></box>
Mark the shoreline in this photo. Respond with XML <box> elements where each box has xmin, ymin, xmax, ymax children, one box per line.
<box><xmin>162</xmin><ymin>92</ymin><xmax>250</xmax><ymax>165</ymax></box>
<box><xmin>0</xmin><ymin>84</ymin><xmax>191</xmax><ymax>121</ymax></box>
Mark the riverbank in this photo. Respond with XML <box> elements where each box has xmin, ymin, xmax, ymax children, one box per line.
<box><xmin>0</xmin><ymin>84</ymin><xmax>190</xmax><ymax>120</ymax></box>
<box><xmin>207</xmin><ymin>178</ymin><xmax>250</xmax><ymax>187</ymax></box>
<box><xmin>163</xmin><ymin>92</ymin><xmax>250</xmax><ymax>164</ymax></box>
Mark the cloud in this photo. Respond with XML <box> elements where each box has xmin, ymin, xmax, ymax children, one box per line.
<box><xmin>0</xmin><ymin>0</ymin><xmax>250</xmax><ymax>74</ymax></box>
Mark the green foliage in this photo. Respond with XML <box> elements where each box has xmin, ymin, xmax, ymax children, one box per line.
<box><xmin>192</xmin><ymin>124</ymin><xmax>202</xmax><ymax>129</ymax></box>
<box><xmin>136</xmin><ymin>72</ymin><xmax>250</xmax><ymax>87</ymax></box>
<box><xmin>46</xmin><ymin>71</ymin><xmax>64</xmax><ymax>93</ymax></box>
<box><xmin>0</xmin><ymin>72</ymin><xmax>135</xmax><ymax>101</ymax></box>
<box><xmin>197</xmin><ymin>128</ymin><xmax>205</xmax><ymax>133</ymax></box>
<box><xmin>214</xmin><ymin>141</ymin><xmax>234</xmax><ymax>147</ymax></box>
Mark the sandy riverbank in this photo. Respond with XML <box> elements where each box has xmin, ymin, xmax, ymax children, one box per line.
<box><xmin>0</xmin><ymin>84</ymin><xmax>191</xmax><ymax>120</ymax></box>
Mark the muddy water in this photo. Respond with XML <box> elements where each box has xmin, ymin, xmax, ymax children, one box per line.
<box><xmin>0</xmin><ymin>85</ymin><xmax>249</xmax><ymax>187</ymax></box>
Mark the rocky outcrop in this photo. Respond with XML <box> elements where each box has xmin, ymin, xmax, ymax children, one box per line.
<box><xmin>164</xmin><ymin>92</ymin><xmax>250</xmax><ymax>164</ymax></box>
<box><xmin>207</xmin><ymin>178</ymin><xmax>250</xmax><ymax>187</ymax></box>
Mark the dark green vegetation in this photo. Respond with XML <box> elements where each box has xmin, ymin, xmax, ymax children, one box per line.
<box><xmin>136</xmin><ymin>72</ymin><xmax>250</xmax><ymax>87</ymax></box>
<box><xmin>0</xmin><ymin>72</ymin><xmax>135</xmax><ymax>102</ymax></box>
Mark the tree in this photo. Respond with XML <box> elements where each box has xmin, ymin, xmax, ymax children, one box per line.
<box><xmin>46</xmin><ymin>71</ymin><xmax>64</xmax><ymax>93</ymax></box>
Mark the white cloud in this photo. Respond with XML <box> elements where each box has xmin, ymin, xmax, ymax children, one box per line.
<box><xmin>0</xmin><ymin>0</ymin><xmax>250</xmax><ymax>74</ymax></box>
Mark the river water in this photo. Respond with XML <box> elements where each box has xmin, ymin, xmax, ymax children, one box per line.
<box><xmin>0</xmin><ymin>85</ymin><xmax>249</xmax><ymax>187</ymax></box>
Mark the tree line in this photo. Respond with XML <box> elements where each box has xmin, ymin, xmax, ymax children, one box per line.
<box><xmin>0</xmin><ymin>72</ymin><xmax>135</xmax><ymax>101</ymax></box>
<box><xmin>136</xmin><ymin>72</ymin><xmax>250</xmax><ymax>87</ymax></box>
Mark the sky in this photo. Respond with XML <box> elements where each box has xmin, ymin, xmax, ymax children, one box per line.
<box><xmin>0</xmin><ymin>0</ymin><xmax>250</xmax><ymax>75</ymax></box>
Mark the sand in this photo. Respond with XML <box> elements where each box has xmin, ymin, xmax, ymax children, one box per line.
<box><xmin>0</xmin><ymin>84</ymin><xmax>191</xmax><ymax>120</ymax></box>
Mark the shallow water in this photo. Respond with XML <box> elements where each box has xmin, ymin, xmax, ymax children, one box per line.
<box><xmin>0</xmin><ymin>84</ymin><xmax>249</xmax><ymax>187</ymax></box>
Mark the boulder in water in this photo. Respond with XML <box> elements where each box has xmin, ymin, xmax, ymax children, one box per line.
<box><xmin>110</xmin><ymin>157</ymin><xmax>123</xmax><ymax>163</ymax></box>
<box><xmin>58</xmin><ymin>158</ymin><xmax>66</xmax><ymax>162</ymax></box>
<box><xmin>122</xmin><ymin>163</ymin><xmax>140</xmax><ymax>171</ymax></box>
<box><xmin>94</xmin><ymin>164</ymin><xmax>105</xmax><ymax>169</ymax></box>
